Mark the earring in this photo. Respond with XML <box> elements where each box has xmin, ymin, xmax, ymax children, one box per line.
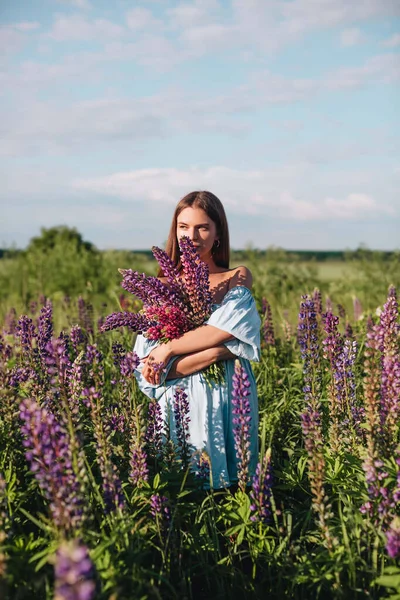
<box><xmin>214</xmin><ymin>240</ymin><xmax>220</xmax><ymax>248</ymax></box>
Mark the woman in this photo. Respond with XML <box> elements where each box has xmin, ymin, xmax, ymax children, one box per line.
<box><xmin>133</xmin><ymin>191</ymin><xmax>260</xmax><ymax>488</ymax></box>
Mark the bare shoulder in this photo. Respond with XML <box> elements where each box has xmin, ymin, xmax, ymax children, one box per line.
<box><xmin>228</xmin><ymin>265</ymin><xmax>253</xmax><ymax>290</ymax></box>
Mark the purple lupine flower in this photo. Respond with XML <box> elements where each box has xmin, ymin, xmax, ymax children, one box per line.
<box><xmin>45</xmin><ymin>337</ymin><xmax>72</xmax><ymax>392</ymax></box>
<box><xmin>344</xmin><ymin>322</ymin><xmax>354</xmax><ymax>340</ymax></box>
<box><xmin>312</xmin><ymin>288</ymin><xmax>323</xmax><ymax>316</ymax></box>
<box><xmin>353</xmin><ymin>297</ymin><xmax>363</xmax><ymax>322</ymax></box>
<box><xmin>150</xmin><ymin>493</ymin><xmax>171</xmax><ymax>522</ymax></box>
<box><xmin>129</xmin><ymin>445</ymin><xmax>149</xmax><ymax>487</ymax></box>
<box><xmin>19</xmin><ymin>399</ymin><xmax>84</xmax><ymax>531</ymax></box>
<box><xmin>261</xmin><ymin>298</ymin><xmax>275</xmax><ymax>347</ymax></box>
<box><xmin>54</xmin><ymin>540</ymin><xmax>95</xmax><ymax>600</ymax></box>
<box><xmin>232</xmin><ymin>360</ymin><xmax>252</xmax><ymax>492</ymax></box>
<box><xmin>82</xmin><ymin>387</ymin><xmax>125</xmax><ymax>511</ymax></box>
<box><xmin>146</xmin><ymin>399</ymin><xmax>163</xmax><ymax>458</ymax></box>
<box><xmin>106</xmin><ymin>406</ymin><xmax>126</xmax><ymax>434</ymax></box>
<box><xmin>250</xmin><ymin>448</ymin><xmax>273</xmax><ymax>523</ymax></box>
<box><xmin>178</xmin><ymin>236</ymin><xmax>212</xmax><ymax>325</ymax></box>
<box><xmin>70</xmin><ymin>325</ymin><xmax>85</xmax><ymax>353</ymax></box>
<box><xmin>151</xmin><ymin>245</ymin><xmax>183</xmax><ymax>296</ymax></box>
<box><xmin>173</xmin><ymin>387</ymin><xmax>191</xmax><ymax>466</ymax></box>
<box><xmin>68</xmin><ymin>356</ymin><xmax>85</xmax><ymax>422</ymax></box>
<box><xmin>385</xmin><ymin>517</ymin><xmax>400</xmax><ymax>559</ymax></box>
<box><xmin>297</xmin><ymin>296</ymin><xmax>321</xmax><ymax>408</ymax></box>
<box><xmin>119</xmin><ymin>269</ymin><xmax>186</xmax><ymax>312</ymax></box>
<box><xmin>325</xmin><ymin>296</ymin><xmax>332</xmax><ymax>313</ymax></box>
<box><xmin>379</xmin><ymin>286</ymin><xmax>400</xmax><ymax>448</ymax></box>
<box><xmin>301</xmin><ymin>406</ymin><xmax>335</xmax><ymax>550</ymax></box>
<box><xmin>37</xmin><ymin>300</ymin><xmax>53</xmax><ymax>355</ymax></box>
<box><xmin>77</xmin><ymin>297</ymin><xmax>94</xmax><ymax>334</ymax></box>
<box><xmin>15</xmin><ymin>316</ymin><xmax>36</xmax><ymax>352</ymax></box>
<box><xmin>111</xmin><ymin>342</ymin><xmax>125</xmax><ymax>368</ymax></box>
<box><xmin>101</xmin><ymin>311</ymin><xmax>156</xmax><ymax>333</ymax></box>
<box><xmin>9</xmin><ymin>365</ymin><xmax>36</xmax><ymax>388</ymax></box>
<box><xmin>194</xmin><ymin>450</ymin><xmax>211</xmax><ymax>484</ymax></box>
<box><xmin>3</xmin><ymin>307</ymin><xmax>17</xmax><ymax>335</ymax></box>
<box><xmin>337</xmin><ymin>304</ymin><xmax>346</xmax><ymax>320</ymax></box>
<box><xmin>120</xmin><ymin>351</ymin><xmax>140</xmax><ymax>377</ymax></box>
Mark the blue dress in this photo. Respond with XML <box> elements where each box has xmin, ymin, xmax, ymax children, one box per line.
<box><xmin>133</xmin><ymin>285</ymin><xmax>261</xmax><ymax>488</ymax></box>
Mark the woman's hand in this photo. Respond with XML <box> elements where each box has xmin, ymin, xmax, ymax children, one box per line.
<box><xmin>141</xmin><ymin>343</ymin><xmax>172</xmax><ymax>385</ymax></box>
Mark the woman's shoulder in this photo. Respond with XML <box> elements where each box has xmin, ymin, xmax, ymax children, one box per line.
<box><xmin>227</xmin><ymin>265</ymin><xmax>253</xmax><ymax>290</ymax></box>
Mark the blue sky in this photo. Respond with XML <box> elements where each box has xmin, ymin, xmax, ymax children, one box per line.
<box><xmin>1</xmin><ymin>0</ymin><xmax>399</xmax><ymax>250</ymax></box>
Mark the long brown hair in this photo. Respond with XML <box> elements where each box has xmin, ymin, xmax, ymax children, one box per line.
<box><xmin>158</xmin><ymin>191</ymin><xmax>230</xmax><ymax>275</ymax></box>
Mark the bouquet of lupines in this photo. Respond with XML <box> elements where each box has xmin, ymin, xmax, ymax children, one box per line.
<box><xmin>101</xmin><ymin>237</ymin><xmax>223</xmax><ymax>382</ymax></box>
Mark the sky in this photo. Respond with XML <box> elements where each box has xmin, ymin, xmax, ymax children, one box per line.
<box><xmin>1</xmin><ymin>0</ymin><xmax>399</xmax><ymax>251</ymax></box>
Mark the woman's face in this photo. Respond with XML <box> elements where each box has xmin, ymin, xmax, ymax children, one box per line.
<box><xmin>176</xmin><ymin>206</ymin><xmax>218</xmax><ymax>260</ymax></box>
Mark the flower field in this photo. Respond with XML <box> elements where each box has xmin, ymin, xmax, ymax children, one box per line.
<box><xmin>0</xmin><ymin>238</ymin><xmax>399</xmax><ymax>600</ymax></box>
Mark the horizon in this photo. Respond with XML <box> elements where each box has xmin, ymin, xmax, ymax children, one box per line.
<box><xmin>1</xmin><ymin>1</ymin><xmax>399</xmax><ymax>250</ymax></box>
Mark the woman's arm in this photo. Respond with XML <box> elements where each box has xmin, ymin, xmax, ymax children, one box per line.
<box><xmin>166</xmin><ymin>345</ymin><xmax>236</xmax><ymax>380</ymax></box>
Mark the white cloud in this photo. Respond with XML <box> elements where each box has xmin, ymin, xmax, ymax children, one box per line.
<box><xmin>382</xmin><ymin>33</ymin><xmax>400</xmax><ymax>47</ymax></box>
<box><xmin>56</xmin><ymin>0</ymin><xmax>92</xmax><ymax>8</ymax></box>
<box><xmin>48</xmin><ymin>14</ymin><xmax>125</xmax><ymax>41</ymax></box>
<box><xmin>339</xmin><ymin>28</ymin><xmax>365</xmax><ymax>47</ymax></box>
<box><xmin>14</xmin><ymin>22</ymin><xmax>41</xmax><ymax>32</ymax></box>
<box><xmin>126</xmin><ymin>7</ymin><xmax>163</xmax><ymax>31</ymax></box>
<box><xmin>71</xmin><ymin>166</ymin><xmax>396</xmax><ymax>221</ymax></box>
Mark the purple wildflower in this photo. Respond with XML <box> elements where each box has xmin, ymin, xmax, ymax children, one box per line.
<box><xmin>37</xmin><ymin>300</ymin><xmax>53</xmax><ymax>355</ymax></box>
<box><xmin>194</xmin><ymin>450</ymin><xmax>212</xmax><ymax>485</ymax></box>
<box><xmin>129</xmin><ymin>445</ymin><xmax>149</xmax><ymax>487</ymax></box>
<box><xmin>250</xmin><ymin>448</ymin><xmax>273</xmax><ymax>523</ymax></box>
<box><xmin>379</xmin><ymin>286</ymin><xmax>400</xmax><ymax>448</ymax></box>
<box><xmin>101</xmin><ymin>311</ymin><xmax>155</xmax><ymax>333</ymax></box>
<box><xmin>120</xmin><ymin>351</ymin><xmax>140</xmax><ymax>377</ymax></box>
<box><xmin>173</xmin><ymin>387</ymin><xmax>191</xmax><ymax>467</ymax></box>
<box><xmin>54</xmin><ymin>540</ymin><xmax>95</xmax><ymax>600</ymax></box>
<box><xmin>232</xmin><ymin>360</ymin><xmax>252</xmax><ymax>492</ymax></box>
<box><xmin>3</xmin><ymin>307</ymin><xmax>17</xmax><ymax>335</ymax></box>
<box><xmin>77</xmin><ymin>297</ymin><xmax>94</xmax><ymax>334</ymax></box>
<box><xmin>178</xmin><ymin>236</ymin><xmax>212</xmax><ymax>325</ymax></box>
<box><xmin>261</xmin><ymin>298</ymin><xmax>275</xmax><ymax>347</ymax></box>
<box><xmin>298</xmin><ymin>296</ymin><xmax>321</xmax><ymax>408</ymax></box>
<box><xmin>151</xmin><ymin>245</ymin><xmax>183</xmax><ymax>296</ymax></box>
<box><xmin>82</xmin><ymin>387</ymin><xmax>125</xmax><ymax>511</ymax></box>
<box><xmin>301</xmin><ymin>406</ymin><xmax>335</xmax><ymax>550</ymax></box>
<box><xmin>19</xmin><ymin>399</ymin><xmax>84</xmax><ymax>531</ymax></box>
<box><xmin>150</xmin><ymin>493</ymin><xmax>171</xmax><ymax>522</ymax></box>
<box><xmin>45</xmin><ymin>337</ymin><xmax>72</xmax><ymax>394</ymax></box>
<box><xmin>385</xmin><ymin>517</ymin><xmax>400</xmax><ymax>559</ymax></box>
<box><xmin>15</xmin><ymin>316</ymin><xmax>36</xmax><ymax>353</ymax></box>
<box><xmin>312</xmin><ymin>288</ymin><xmax>323</xmax><ymax>316</ymax></box>
<box><xmin>146</xmin><ymin>399</ymin><xmax>163</xmax><ymax>458</ymax></box>
<box><xmin>70</xmin><ymin>325</ymin><xmax>85</xmax><ymax>353</ymax></box>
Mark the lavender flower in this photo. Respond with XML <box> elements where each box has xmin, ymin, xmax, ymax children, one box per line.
<box><xmin>173</xmin><ymin>387</ymin><xmax>191</xmax><ymax>466</ymax></box>
<box><xmin>54</xmin><ymin>540</ymin><xmax>95</xmax><ymax>600</ymax></box>
<box><xmin>232</xmin><ymin>360</ymin><xmax>252</xmax><ymax>492</ymax></box>
<box><xmin>250</xmin><ymin>448</ymin><xmax>273</xmax><ymax>523</ymax></box>
<box><xmin>19</xmin><ymin>399</ymin><xmax>84</xmax><ymax>531</ymax></box>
